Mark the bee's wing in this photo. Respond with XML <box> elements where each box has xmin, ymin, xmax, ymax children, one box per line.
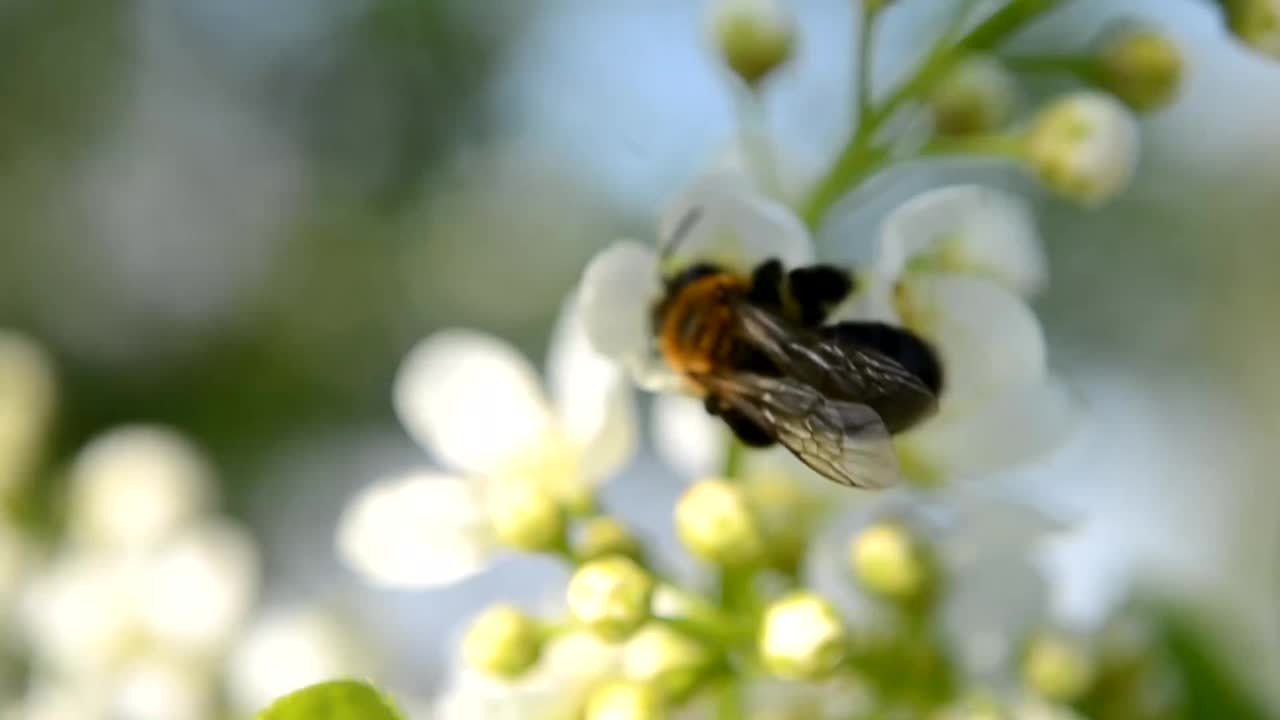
<box><xmin>699</xmin><ymin>372</ymin><xmax>901</xmax><ymax>489</ymax></box>
<box><xmin>733</xmin><ymin>301</ymin><xmax>938</xmax><ymax>420</ymax></box>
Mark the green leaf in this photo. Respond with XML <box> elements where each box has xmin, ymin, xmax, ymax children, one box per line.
<box><xmin>256</xmin><ymin>680</ymin><xmax>405</xmax><ymax>720</ymax></box>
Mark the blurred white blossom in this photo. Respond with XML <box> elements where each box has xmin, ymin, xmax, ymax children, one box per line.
<box><xmin>67</xmin><ymin>426</ymin><xmax>214</xmax><ymax>550</ymax></box>
<box><xmin>21</xmin><ymin>520</ymin><xmax>258</xmax><ymax>679</ymax></box>
<box><xmin>808</xmin><ymin>485</ymin><xmax>1062</xmax><ymax>682</ymax></box>
<box><xmin>226</xmin><ymin>605</ymin><xmax>373</xmax><ymax>715</ymax></box>
<box><xmin>337</xmin><ymin>296</ymin><xmax>635</xmax><ymax>588</ymax></box>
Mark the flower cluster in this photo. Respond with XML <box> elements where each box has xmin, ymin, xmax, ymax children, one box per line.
<box><xmin>0</xmin><ymin>331</ymin><xmax>377</xmax><ymax>720</ymax></box>
<box><xmin>320</xmin><ymin>1</ymin><xmax>1276</xmax><ymax>719</ymax></box>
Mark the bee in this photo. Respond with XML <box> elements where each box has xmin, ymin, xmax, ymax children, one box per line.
<box><xmin>651</xmin><ymin>209</ymin><xmax>944</xmax><ymax>488</ymax></box>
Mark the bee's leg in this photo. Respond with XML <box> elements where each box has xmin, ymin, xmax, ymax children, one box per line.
<box><xmin>787</xmin><ymin>265</ymin><xmax>855</xmax><ymax>326</ymax></box>
<box><xmin>704</xmin><ymin>395</ymin><xmax>777</xmax><ymax>447</ymax></box>
<box><xmin>823</xmin><ymin>321</ymin><xmax>943</xmax><ymax>395</ymax></box>
<box><xmin>748</xmin><ymin>259</ymin><xmax>785</xmax><ymax>309</ymax></box>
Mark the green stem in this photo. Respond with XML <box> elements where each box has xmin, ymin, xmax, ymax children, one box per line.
<box><xmin>919</xmin><ymin>132</ymin><xmax>1028</xmax><ymax>160</ymax></box>
<box><xmin>800</xmin><ymin>0</ymin><xmax>1070</xmax><ymax>229</ymax></box>
<box><xmin>714</xmin><ymin>675</ymin><xmax>745</xmax><ymax>720</ymax></box>
<box><xmin>1004</xmin><ymin>52</ymin><xmax>1098</xmax><ymax>77</ymax></box>
<box><xmin>656</xmin><ymin>584</ymin><xmax>751</xmax><ymax>645</ymax></box>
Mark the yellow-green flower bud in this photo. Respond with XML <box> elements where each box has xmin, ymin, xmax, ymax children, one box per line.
<box><xmin>675</xmin><ymin>479</ymin><xmax>766</xmax><ymax>568</ymax></box>
<box><xmin>461</xmin><ymin>604</ymin><xmax>543</xmax><ymax>679</ymax></box>
<box><xmin>928</xmin><ymin>55</ymin><xmax>1017</xmax><ymax>136</ymax></box>
<box><xmin>759</xmin><ymin>592</ymin><xmax>847</xmax><ymax>680</ymax></box>
<box><xmin>583</xmin><ymin>680</ymin><xmax>667</xmax><ymax>720</ymax></box>
<box><xmin>741</xmin><ymin>474</ymin><xmax>822</xmax><ymax>572</ymax></box>
<box><xmin>1022</xmin><ymin>630</ymin><xmax>1095</xmax><ymax>703</ymax></box>
<box><xmin>1026</xmin><ymin>91</ymin><xmax>1139</xmax><ymax>207</ymax></box>
<box><xmin>567</xmin><ymin>555</ymin><xmax>655</xmax><ymax>642</ymax></box>
<box><xmin>1095</xmin><ymin>27</ymin><xmax>1184</xmax><ymax>111</ymax></box>
<box><xmin>848</xmin><ymin>521</ymin><xmax>933</xmax><ymax>602</ymax></box>
<box><xmin>1224</xmin><ymin>0</ymin><xmax>1280</xmax><ymax>59</ymax></box>
<box><xmin>577</xmin><ymin>516</ymin><xmax>645</xmax><ymax>563</ymax></box>
<box><xmin>622</xmin><ymin>623</ymin><xmax>713</xmax><ymax>703</ymax></box>
<box><xmin>708</xmin><ymin>0</ymin><xmax>796</xmax><ymax>87</ymax></box>
<box><xmin>862</xmin><ymin>0</ymin><xmax>897</xmax><ymax>14</ymax></box>
<box><xmin>487</xmin><ymin>481</ymin><xmax>566</xmax><ymax>552</ymax></box>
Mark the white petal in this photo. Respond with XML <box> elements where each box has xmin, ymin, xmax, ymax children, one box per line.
<box><xmin>880</xmin><ymin>185</ymin><xmax>1046</xmax><ymax>296</ymax></box>
<box><xmin>577</xmin><ymin>242</ymin><xmax>663</xmax><ymax>374</ymax></box>
<box><xmin>394</xmin><ymin>331</ymin><xmax>553</xmax><ymax>475</ymax></box>
<box><xmin>547</xmin><ymin>290</ymin><xmax>636</xmax><ymax>482</ymax></box>
<box><xmin>335</xmin><ymin>471</ymin><xmax>496</xmax><ymax>588</ymax></box>
<box><xmin>227</xmin><ymin>606</ymin><xmax>370</xmax><ymax>715</ymax></box>
<box><xmin>67</xmin><ymin>426</ymin><xmax>214</xmax><ymax>550</ymax></box>
<box><xmin>943</xmin><ymin>555</ymin><xmax>1049</xmax><ymax>679</ymax></box>
<box><xmin>650</xmin><ymin>393</ymin><xmax>724</xmax><ymax>480</ymax></box>
<box><xmin>658</xmin><ymin>173</ymin><xmax>813</xmax><ymax>273</ymax></box>
<box><xmin>111</xmin><ymin>654</ymin><xmax>214</xmax><ymax>720</ymax></box>
<box><xmin>896</xmin><ymin>274</ymin><xmax>1046</xmax><ymax>412</ymax></box>
<box><xmin>20</xmin><ymin>550</ymin><xmax>140</xmax><ymax>676</ymax></box>
<box><xmin>903</xmin><ymin>377</ymin><xmax>1080</xmax><ymax>481</ymax></box>
<box><xmin>136</xmin><ymin>520</ymin><xmax>260</xmax><ymax>655</ymax></box>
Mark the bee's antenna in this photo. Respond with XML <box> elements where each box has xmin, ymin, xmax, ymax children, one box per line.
<box><xmin>658</xmin><ymin>206</ymin><xmax>704</xmax><ymax>271</ymax></box>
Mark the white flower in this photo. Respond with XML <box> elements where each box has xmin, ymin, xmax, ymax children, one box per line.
<box><xmin>807</xmin><ymin>485</ymin><xmax>1062</xmax><ymax>682</ymax></box>
<box><xmin>226</xmin><ymin>606</ymin><xmax>372</xmax><ymax>715</ymax></box>
<box><xmin>20</xmin><ymin>520</ymin><xmax>258</xmax><ymax>679</ymax></box>
<box><xmin>134</xmin><ymin>520</ymin><xmax>259</xmax><ymax>656</ymax></box>
<box><xmin>841</xmin><ymin>185</ymin><xmax>1076</xmax><ymax>482</ymax></box>
<box><xmin>874</xmin><ymin>185</ymin><xmax>1045</xmax><ymax>298</ymax></box>
<box><xmin>336</xmin><ymin>294</ymin><xmax>635</xmax><ymax>588</ymax></box>
<box><xmin>67</xmin><ymin>426</ymin><xmax>214</xmax><ymax>550</ymax></box>
<box><xmin>1026</xmin><ymin>92</ymin><xmax>1140</xmax><ymax>207</ymax></box>
<box><xmin>579</xmin><ymin>173</ymin><xmax>813</xmax><ymax>386</ymax></box>
<box><xmin>20</xmin><ymin>550</ymin><xmax>140</xmax><ymax>677</ymax></box>
<box><xmin>109</xmin><ymin>654</ymin><xmax>214</xmax><ymax>720</ymax></box>
<box><xmin>0</xmin><ymin>330</ymin><xmax>56</xmax><ymax>496</ymax></box>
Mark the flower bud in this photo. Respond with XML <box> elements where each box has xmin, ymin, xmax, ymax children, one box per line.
<box><xmin>583</xmin><ymin>680</ymin><xmax>667</xmax><ymax>720</ymax></box>
<box><xmin>848</xmin><ymin>521</ymin><xmax>933</xmax><ymax>602</ymax></box>
<box><xmin>1026</xmin><ymin>91</ymin><xmax>1139</xmax><ymax>207</ymax></box>
<box><xmin>675</xmin><ymin>479</ymin><xmax>766</xmax><ymax>568</ymax></box>
<box><xmin>622</xmin><ymin>623</ymin><xmax>713</xmax><ymax>703</ymax></box>
<box><xmin>1022</xmin><ymin>630</ymin><xmax>1095</xmax><ymax>703</ymax></box>
<box><xmin>567</xmin><ymin>556</ymin><xmax>655</xmax><ymax>642</ymax></box>
<box><xmin>577</xmin><ymin>516</ymin><xmax>645</xmax><ymax>563</ymax></box>
<box><xmin>1223</xmin><ymin>0</ymin><xmax>1280</xmax><ymax>59</ymax></box>
<box><xmin>862</xmin><ymin>0</ymin><xmax>897</xmax><ymax>13</ymax></box>
<box><xmin>487</xmin><ymin>481</ymin><xmax>566</xmax><ymax>552</ymax></box>
<box><xmin>461</xmin><ymin>605</ymin><xmax>543</xmax><ymax>679</ymax></box>
<box><xmin>1095</xmin><ymin>27</ymin><xmax>1183</xmax><ymax>111</ymax></box>
<box><xmin>708</xmin><ymin>0</ymin><xmax>796</xmax><ymax>87</ymax></box>
<box><xmin>759</xmin><ymin>592</ymin><xmax>847</xmax><ymax>680</ymax></box>
<box><xmin>928</xmin><ymin>55</ymin><xmax>1017</xmax><ymax>136</ymax></box>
